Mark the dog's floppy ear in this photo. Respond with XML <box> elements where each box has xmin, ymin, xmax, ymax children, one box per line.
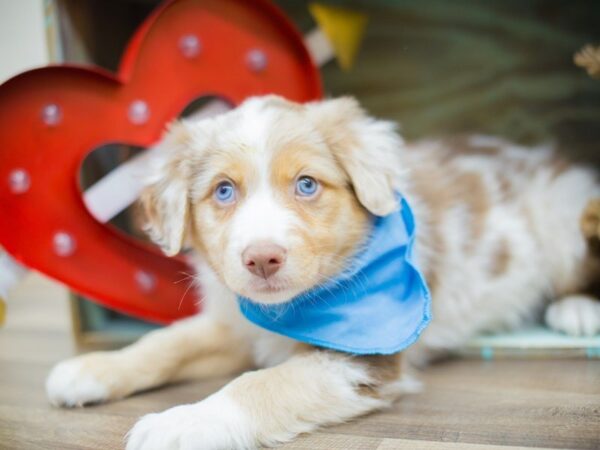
<box><xmin>306</xmin><ymin>97</ymin><xmax>404</xmax><ymax>216</ymax></box>
<box><xmin>140</xmin><ymin>121</ymin><xmax>193</xmax><ymax>256</ymax></box>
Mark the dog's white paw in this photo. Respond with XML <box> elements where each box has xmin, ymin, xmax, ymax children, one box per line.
<box><xmin>126</xmin><ymin>394</ymin><xmax>255</xmax><ymax>450</ymax></box>
<box><xmin>46</xmin><ymin>355</ymin><xmax>110</xmax><ymax>407</ymax></box>
<box><xmin>545</xmin><ymin>295</ymin><xmax>600</xmax><ymax>337</ymax></box>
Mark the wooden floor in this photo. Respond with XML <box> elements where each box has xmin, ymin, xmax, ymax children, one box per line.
<box><xmin>1</xmin><ymin>275</ymin><xmax>599</xmax><ymax>450</ymax></box>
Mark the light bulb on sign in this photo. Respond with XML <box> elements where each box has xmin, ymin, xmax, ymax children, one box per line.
<box><xmin>179</xmin><ymin>34</ymin><xmax>202</xmax><ymax>58</ymax></box>
<box><xmin>53</xmin><ymin>231</ymin><xmax>76</xmax><ymax>257</ymax></box>
<box><xmin>41</xmin><ymin>103</ymin><xmax>62</xmax><ymax>126</ymax></box>
<box><xmin>8</xmin><ymin>169</ymin><xmax>30</xmax><ymax>194</ymax></box>
<box><xmin>128</xmin><ymin>100</ymin><xmax>150</xmax><ymax>125</ymax></box>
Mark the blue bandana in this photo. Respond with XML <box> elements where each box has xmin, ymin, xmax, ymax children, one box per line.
<box><xmin>237</xmin><ymin>197</ymin><xmax>431</xmax><ymax>355</ymax></box>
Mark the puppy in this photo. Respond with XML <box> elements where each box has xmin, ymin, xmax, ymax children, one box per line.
<box><xmin>46</xmin><ymin>96</ymin><xmax>600</xmax><ymax>449</ymax></box>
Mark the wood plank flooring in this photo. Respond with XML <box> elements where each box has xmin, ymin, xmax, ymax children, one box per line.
<box><xmin>1</xmin><ymin>275</ymin><xmax>599</xmax><ymax>449</ymax></box>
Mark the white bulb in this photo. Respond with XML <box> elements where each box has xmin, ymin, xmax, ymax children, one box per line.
<box><xmin>128</xmin><ymin>100</ymin><xmax>150</xmax><ymax>125</ymax></box>
<box><xmin>135</xmin><ymin>270</ymin><xmax>156</xmax><ymax>293</ymax></box>
<box><xmin>53</xmin><ymin>232</ymin><xmax>76</xmax><ymax>257</ymax></box>
<box><xmin>41</xmin><ymin>103</ymin><xmax>62</xmax><ymax>126</ymax></box>
<box><xmin>247</xmin><ymin>49</ymin><xmax>268</xmax><ymax>72</ymax></box>
<box><xmin>179</xmin><ymin>34</ymin><xmax>202</xmax><ymax>58</ymax></box>
<box><xmin>8</xmin><ymin>169</ymin><xmax>30</xmax><ymax>194</ymax></box>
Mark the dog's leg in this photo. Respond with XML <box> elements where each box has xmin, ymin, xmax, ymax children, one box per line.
<box><xmin>545</xmin><ymin>294</ymin><xmax>600</xmax><ymax>337</ymax></box>
<box><xmin>543</xmin><ymin>199</ymin><xmax>600</xmax><ymax>337</ymax></box>
<box><xmin>126</xmin><ymin>350</ymin><xmax>416</xmax><ymax>450</ymax></box>
<box><xmin>46</xmin><ymin>315</ymin><xmax>253</xmax><ymax>407</ymax></box>
<box><xmin>542</xmin><ymin>199</ymin><xmax>600</xmax><ymax>337</ymax></box>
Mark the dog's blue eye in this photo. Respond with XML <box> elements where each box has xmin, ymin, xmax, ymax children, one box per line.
<box><xmin>214</xmin><ymin>181</ymin><xmax>236</xmax><ymax>204</ymax></box>
<box><xmin>295</xmin><ymin>176</ymin><xmax>319</xmax><ymax>197</ymax></box>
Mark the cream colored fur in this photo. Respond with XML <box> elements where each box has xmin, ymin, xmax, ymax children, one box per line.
<box><xmin>46</xmin><ymin>96</ymin><xmax>600</xmax><ymax>449</ymax></box>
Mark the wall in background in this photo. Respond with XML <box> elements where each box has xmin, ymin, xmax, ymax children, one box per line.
<box><xmin>0</xmin><ymin>0</ymin><xmax>48</xmax><ymax>83</ymax></box>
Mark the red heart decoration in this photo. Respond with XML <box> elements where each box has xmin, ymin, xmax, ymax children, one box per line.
<box><xmin>0</xmin><ymin>0</ymin><xmax>321</xmax><ymax>324</ymax></box>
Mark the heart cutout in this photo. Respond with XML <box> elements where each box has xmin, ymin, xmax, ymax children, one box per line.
<box><xmin>0</xmin><ymin>0</ymin><xmax>321</xmax><ymax>324</ymax></box>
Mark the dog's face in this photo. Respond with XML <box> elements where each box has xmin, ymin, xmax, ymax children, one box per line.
<box><xmin>142</xmin><ymin>96</ymin><xmax>403</xmax><ymax>304</ymax></box>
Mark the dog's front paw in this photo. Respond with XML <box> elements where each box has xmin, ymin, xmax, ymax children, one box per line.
<box><xmin>126</xmin><ymin>394</ymin><xmax>255</xmax><ymax>450</ymax></box>
<box><xmin>545</xmin><ymin>295</ymin><xmax>600</xmax><ymax>337</ymax></box>
<box><xmin>46</xmin><ymin>353</ymin><xmax>116</xmax><ymax>407</ymax></box>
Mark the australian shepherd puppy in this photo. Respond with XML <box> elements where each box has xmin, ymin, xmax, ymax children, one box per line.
<box><xmin>46</xmin><ymin>96</ymin><xmax>600</xmax><ymax>449</ymax></box>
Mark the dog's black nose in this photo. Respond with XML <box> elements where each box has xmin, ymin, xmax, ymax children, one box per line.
<box><xmin>242</xmin><ymin>242</ymin><xmax>287</xmax><ymax>279</ymax></box>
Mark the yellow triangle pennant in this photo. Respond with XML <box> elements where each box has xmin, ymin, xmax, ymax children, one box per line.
<box><xmin>309</xmin><ymin>3</ymin><xmax>368</xmax><ymax>70</ymax></box>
